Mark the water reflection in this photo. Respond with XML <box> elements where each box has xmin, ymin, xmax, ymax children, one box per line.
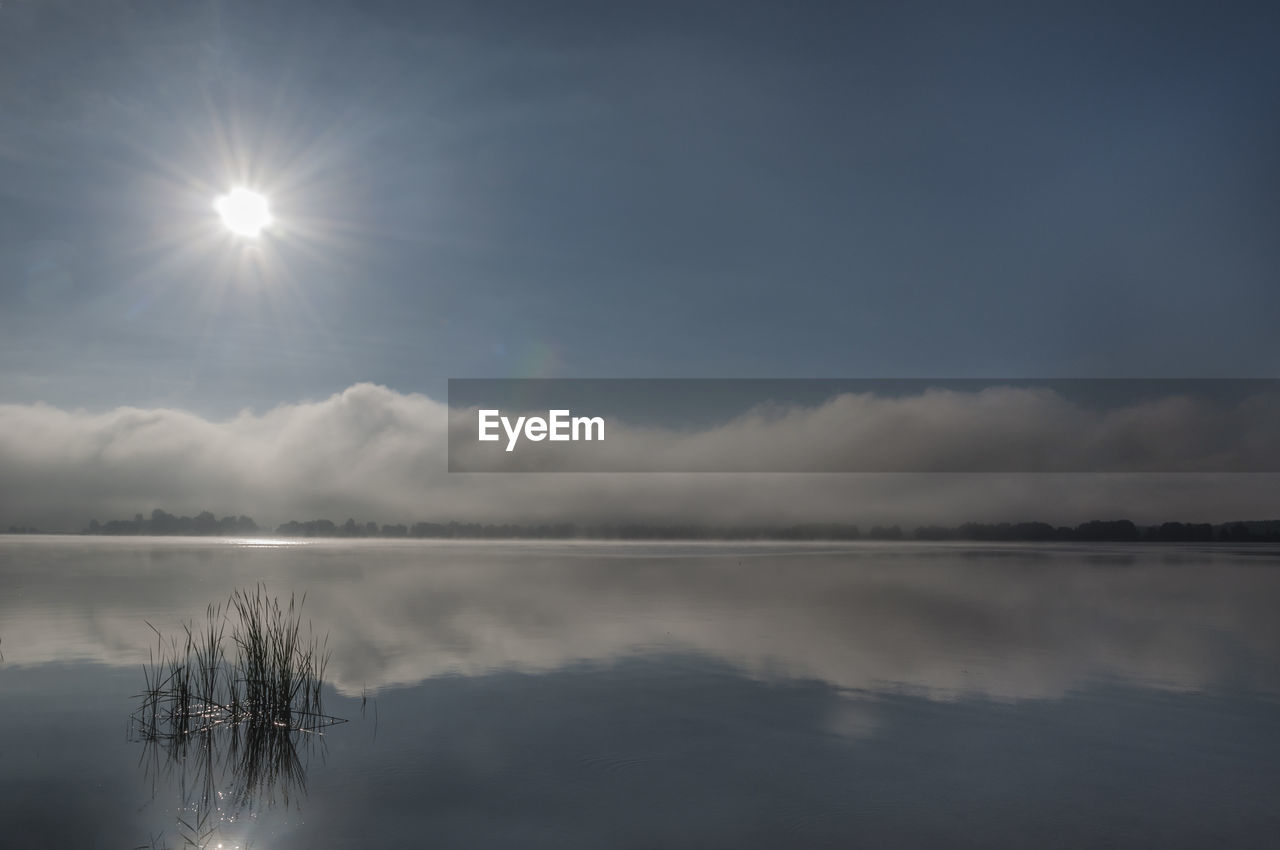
<box><xmin>1</xmin><ymin>539</ymin><xmax>1278</xmax><ymax>701</ymax></box>
<box><xmin>132</xmin><ymin>719</ymin><xmax>317</xmax><ymax>849</ymax></box>
<box><xmin>2</xmin><ymin>539</ymin><xmax>1280</xmax><ymax>847</ymax></box>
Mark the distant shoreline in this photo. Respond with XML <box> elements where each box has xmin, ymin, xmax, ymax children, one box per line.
<box><xmin>6</xmin><ymin>512</ymin><xmax>1280</xmax><ymax>543</ymax></box>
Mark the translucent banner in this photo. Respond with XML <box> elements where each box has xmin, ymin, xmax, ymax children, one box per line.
<box><xmin>447</xmin><ymin>379</ymin><xmax>1280</xmax><ymax>472</ymax></box>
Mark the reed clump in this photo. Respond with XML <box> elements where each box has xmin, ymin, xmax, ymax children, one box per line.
<box><xmin>133</xmin><ymin>585</ymin><xmax>343</xmax><ymax>742</ymax></box>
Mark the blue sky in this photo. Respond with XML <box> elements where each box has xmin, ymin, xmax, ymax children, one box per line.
<box><xmin>3</xmin><ymin>0</ymin><xmax>1278</xmax><ymax>417</ymax></box>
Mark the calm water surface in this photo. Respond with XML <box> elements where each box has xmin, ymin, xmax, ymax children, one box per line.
<box><xmin>1</xmin><ymin>537</ymin><xmax>1278</xmax><ymax>848</ymax></box>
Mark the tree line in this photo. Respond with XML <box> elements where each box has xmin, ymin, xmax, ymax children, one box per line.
<box><xmin>85</xmin><ymin>510</ymin><xmax>259</xmax><ymax>536</ymax></box>
<box><xmin>63</xmin><ymin>510</ymin><xmax>1280</xmax><ymax>542</ymax></box>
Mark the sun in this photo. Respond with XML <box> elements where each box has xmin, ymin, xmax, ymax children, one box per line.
<box><xmin>214</xmin><ymin>188</ymin><xmax>272</xmax><ymax>238</ymax></box>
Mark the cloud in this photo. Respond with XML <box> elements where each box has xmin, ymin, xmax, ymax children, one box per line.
<box><xmin>2</xmin><ymin>383</ymin><xmax>1280</xmax><ymax>531</ymax></box>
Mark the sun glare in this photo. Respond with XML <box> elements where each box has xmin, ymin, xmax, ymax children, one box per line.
<box><xmin>215</xmin><ymin>188</ymin><xmax>272</xmax><ymax>238</ymax></box>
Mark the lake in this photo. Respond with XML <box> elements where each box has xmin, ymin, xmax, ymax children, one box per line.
<box><xmin>1</xmin><ymin>537</ymin><xmax>1278</xmax><ymax>848</ymax></box>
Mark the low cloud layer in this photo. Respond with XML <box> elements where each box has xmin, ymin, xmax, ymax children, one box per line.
<box><xmin>3</xmin><ymin>383</ymin><xmax>1280</xmax><ymax>532</ymax></box>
